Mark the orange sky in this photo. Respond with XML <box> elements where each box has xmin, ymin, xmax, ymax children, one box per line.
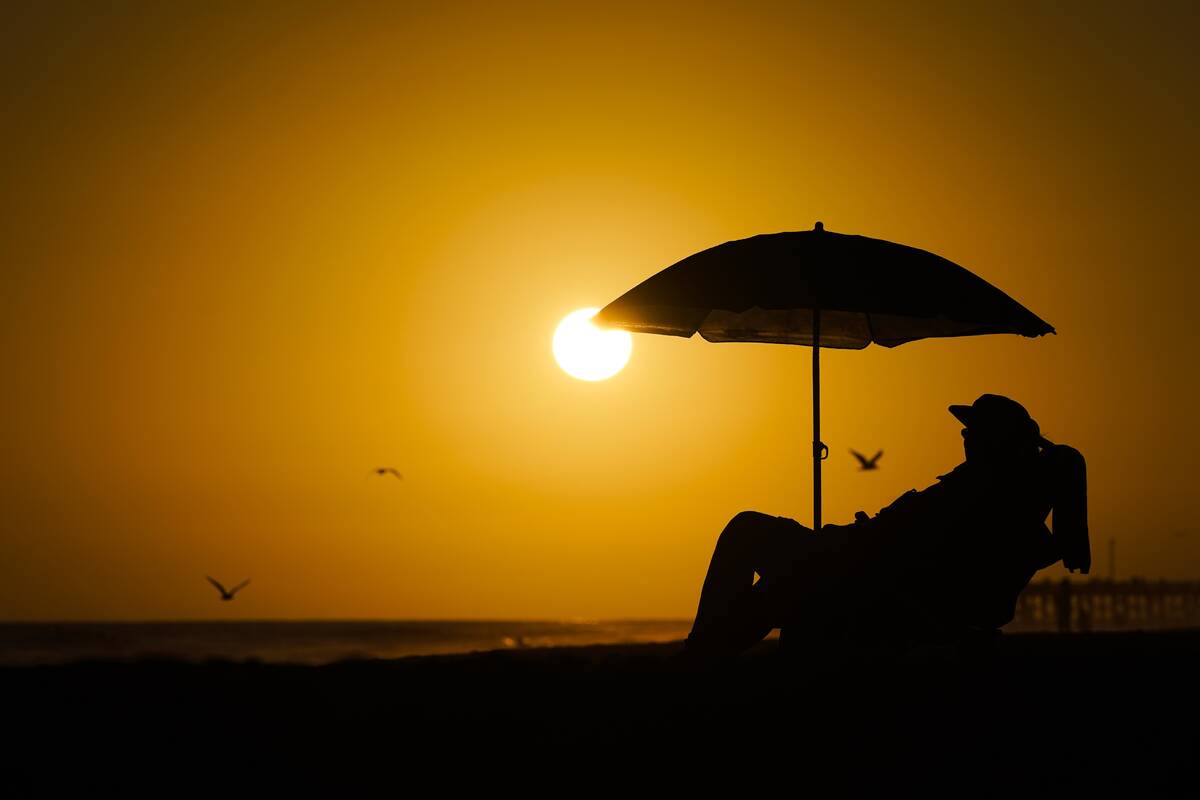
<box><xmin>1</xmin><ymin>1</ymin><xmax>1197</xmax><ymax>620</ymax></box>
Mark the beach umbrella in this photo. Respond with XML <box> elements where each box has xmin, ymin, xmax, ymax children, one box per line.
<box><xmin>594</xmin><ymin>222</ymin><xmax>1054</xmax><ymax>531</ymax></box>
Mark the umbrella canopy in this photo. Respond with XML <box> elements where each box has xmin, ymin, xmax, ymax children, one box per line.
<box><xmin>594</xmin><ymin>222</ymin><xmax>1054</xmax><ymax>531</ymax></box>
<box><xmin>594</xmin><ymin>223</ymin><xmax>1054</xmax><ymax>347</ymax></box>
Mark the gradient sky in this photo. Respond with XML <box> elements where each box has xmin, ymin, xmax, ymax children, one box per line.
<box><xmin>2</xmin><ymin>1</ymin><xmax>1197</xmax><ymax>620</ymax></box>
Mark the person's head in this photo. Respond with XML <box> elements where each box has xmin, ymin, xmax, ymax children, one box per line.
<box><xmin>949</xmin><ymin>394</ymin><xmax>1047</xmax><ymax>467</ymax></box>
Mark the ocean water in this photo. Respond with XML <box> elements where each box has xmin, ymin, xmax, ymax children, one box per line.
<box><xmin>0</xmin><ymin>620</ymin><xmax>695</xmax><ymax>666</ymax></box>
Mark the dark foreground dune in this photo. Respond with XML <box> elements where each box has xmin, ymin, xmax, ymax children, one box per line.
<box><xmin>4</xmin><ymin>632</ymin><xmax>1197</xmax><ymax>791</ymax></box>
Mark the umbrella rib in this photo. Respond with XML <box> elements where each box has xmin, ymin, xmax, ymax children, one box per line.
<box><xmin>864</xmin><ymin>311</ymin><xmax>877</xmax><ymax>346</ymax></box>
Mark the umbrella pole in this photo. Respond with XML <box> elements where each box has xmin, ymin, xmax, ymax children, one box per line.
<box><xmin>813</xmin><ymin>308</ymin><xmax>822</xmax><ymax>532</ymax></box>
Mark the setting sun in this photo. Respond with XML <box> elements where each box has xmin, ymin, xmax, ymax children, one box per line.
<box><xmin>552</xmin><ymin>308</ymin><xmax>633</xmax><ymax>381</ymax></box>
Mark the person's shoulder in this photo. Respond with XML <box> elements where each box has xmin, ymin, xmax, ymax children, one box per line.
<box><xmin>1041</xmin><ymin>442</ymin><xmax>1086</xmax><ymax>469</ymax></box>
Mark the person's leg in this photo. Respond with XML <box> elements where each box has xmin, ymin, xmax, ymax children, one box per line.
<box><xmin>685</xmin><ymin>511</ymin><xmax>816</xmax><ymax>658</ymax></box>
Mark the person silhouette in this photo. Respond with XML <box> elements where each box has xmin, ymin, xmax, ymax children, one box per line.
<box><xmin>683</xmin><ymin>394</ymin><xmax>1089</xmax><ymax>660</ymax></box>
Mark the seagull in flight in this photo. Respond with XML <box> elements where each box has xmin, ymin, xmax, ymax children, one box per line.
<box><xmin>850</xmin><ymin>449</ymin><xmax>883</xmax><ymax>471</ymax></box>
<box><xmin>206</xmin><ymin>576</ymin><xmax>250</xmax><ymax>601</ymax></box>
<box><xmin>370</xmin><ymin>468</ymin><xmax>404</xmax><ymax>480</ymax></box>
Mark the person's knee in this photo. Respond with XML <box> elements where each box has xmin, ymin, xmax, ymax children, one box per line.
<box><xmin>725</xmin><ymin>510</ymin><xmax>769</xmax><ymax>533</ymax></box>
<box><xmin>729</xmin><ymin>510</ymin><xmax>773</xmax><ymax>528</ymax></box>
<box><xmin>717</xmin><ymin>510</ymin><xmax>773</xmax><ymax>550</ymax></box>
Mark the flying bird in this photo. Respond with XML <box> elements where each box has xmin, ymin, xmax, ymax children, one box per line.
<box><xmin>850</xmin><ymin>449</ymin><xmax>883</xmax><ymax>471</ymax></box>
<box><xmin>206</xmin><ymin>576</ymin><xmax>250</xmax><ymax>601</ymax></box>
<box><xmin>370</xmin><ymin>468</ymin><xmax>404</xmax><ymax>480</ymax></box>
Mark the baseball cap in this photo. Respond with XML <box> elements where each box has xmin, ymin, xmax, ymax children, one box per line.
<box><xmin>949</xmin><ymin>394</ymin><xmax>1047</xmax><ymax>444</ymax></box>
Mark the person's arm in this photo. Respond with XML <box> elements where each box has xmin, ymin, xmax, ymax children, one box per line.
<box><xmin>819</xmin><ymin>501</ymin><xmax>911</xmax><ymax>535</ymax></box>
<box><xmin>1046</xmin><ymin>444</ymin><xmax>1090</xmax><ymax>574</ymax></box>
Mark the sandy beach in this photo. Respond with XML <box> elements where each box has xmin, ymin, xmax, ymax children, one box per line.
<box><xmin>4</xmin><ymin>631</ymin><xmax>1196</xmax><ymax>790</ymax></box>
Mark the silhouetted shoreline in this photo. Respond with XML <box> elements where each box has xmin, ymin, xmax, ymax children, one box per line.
<box><xmin>0</xmin><ymin>618</ymin><xmax>698</xmax><ymax>665</ymax></box>
<box><xmin>4</xmin><ymin>631</ymin><xmax>1196</xmax><ymax>789</ymax></box>
<box><xmin>5</xmin><ymin>579</ymin><xmax>1196</xmax><ymax>668</ymax></box>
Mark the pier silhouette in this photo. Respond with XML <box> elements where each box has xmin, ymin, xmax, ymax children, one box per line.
<box><xmin>1011</xmin><ymin>578</ymin><xmax>1200</xmax><ymax>632</ymax></box>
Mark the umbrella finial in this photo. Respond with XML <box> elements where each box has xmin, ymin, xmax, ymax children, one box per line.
<box><xmin>814</xmin><ymin>221</ymin><xmax>824</xmax><ymax>232</ymax></box>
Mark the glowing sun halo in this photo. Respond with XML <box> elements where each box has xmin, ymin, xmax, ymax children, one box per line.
<box><xmin>553</xmin><ymin>308</ymin><xmax>632</xmax><ymax>381</ymax></box>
